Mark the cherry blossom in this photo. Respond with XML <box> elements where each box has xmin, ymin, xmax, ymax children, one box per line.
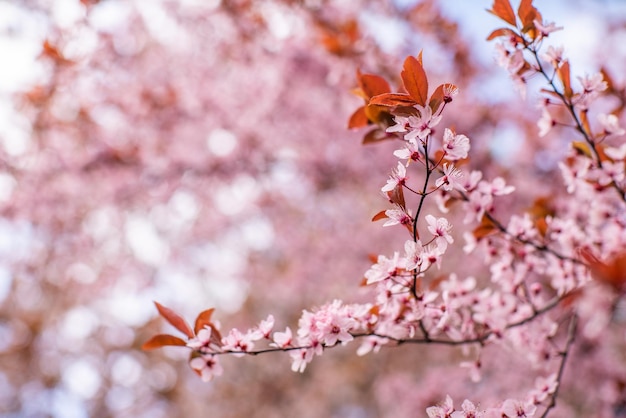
<box><xmin>382</xmin><ymin>162</ymin><xmax>408</xmax><ymax>192</ymax></box>
<box><xmin>501</xmin><ymin>399</ymin><xmax>537</xmax><ymax>417</ymax></box>
<box><xmin>436</xmin><ymin>163</ymin><xmax>465</xmax><ymax>192</ymax></box>
<box><xmin>537</xmin><ymin>108</ymin><xmax>554</xmax><ymax>137</ymax></box>
<box><xmin>533</xmin><ymin>19</ymin><xmax>563</xmax><ymax>39</ymax></box>
<box><xmin>451</xmin><ymin>399</ymin><xmax>482</xmax><ymax>418</ymax></box>
<box><xmin>425</xmin><ymin>214</ymin><xmax>454</xmax><ymax>248</ymax></box>
<box><xmin>189</xmin><ymin>355</ymin><xmax>224</xmax><ymax>382</ymax></box>
<box><xmin>598</xmin><ymin>113</ymin><xmax>625</xmax><ymax>137</ymax></box>
<box><xmin>388</xmin><ymin>104</ymin><xmax>443</xmax><ymax>144</ymax></box>
<box><xmin>394</xmin><ymin>142</ymin><xmax>423</xmax><ymax>165</ymax></box>
<box><xmin>384</xmin><ymin>207</ymin><xmax>413</xmax><ymax>228</ymax></box>
<box><xmin>442</xmin><ymin>128</ymin><xmax>470</xmax><ymax>160</ymax></box>
<box><xmin>540</xmin><ymin>45</ymin><xmax>564</xmax><ymax>66</ymax></box>
<box><xmin>271</xmin><ymin>327</ymin><xmax>293</xmax><ymax>348</ymax></box>
<box><xmin>426</xmin><ymin>395</ymin><xmax>455</xmax><ymax>418</ymax></box>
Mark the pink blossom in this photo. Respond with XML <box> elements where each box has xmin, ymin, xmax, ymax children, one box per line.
<box><xmin>393</xmin><ymin>142</ymin><xmax>423</xmax><ymax>165</ymax></box>
<box><xmin>187</xmin><ymin>326</ymin><xmax>219</xmax><ymax>353</ymax></box>
<box><xmin>381</xmin><ymin>162</ymin><xmax>408</xmax><ymax>192</ymax></box>
<box><xmin>533</xmin><ymin>19</ymin><xmax>563</xmax><ymax>38</ymax></box>
<box><xmin>528</xmin><ymin>373</ymin><xmax>558</xmax><ymax>404</ymax></box>
<box><xmin>270</xmin><ymin>327</ymin><xmax>293</xmax><ymax>348</ymax></box>
<box><xmin>189</xmin><ymin>355</ymin><xmax>223</xmax><ymax>382</ymax></box>
<box><xmin>452</xmin><ymin>399</ymin><xmax>483</xmax><ymax>418</ymax></box>
<box><xmin>221</xmin><ymin>328</ymin><xmax>256</xmax><ymax>357</ymax></box>
<box><xmin>249</xmin><ymin>314</ymin><xmax>275</xmax><ymax>340</ymax></box>
<box><xmin>290</xmin><ymin>348</ymin><xmax>314</xmax><ymax>373</ymax></box>
<box><xmin>537</xmin><ymin>108</ymin><xmax>554</xmax><ymax>137</ymax></box>
<box><xmin>386</xmin><ymin>114</ymin><xmax>415</xmax><ymax>135</ymax></box>
<box><xmin>462</xmin><ymin>170</ymin><xmax>483</xmax><ymax>192</ymax></box>
<box><xmin>436</xmin><ymin>163</ymin><xmax>465</xmax><ymax>191</ymax></box>
<box><xmin>495</xmin><ymin>43</ymin><xmax>524</xmax><ymax>74</ymax></box>
<box><xmin>540</xmin><ymin>45</ymin><xmax>564</xmax><ymax>67</ymax></box>
<box><xmin>459</xmin><ymin>359</ymin><xmax>482</xmax><ymax>383</ymax></box>
<box><xmin>356</xmin><ymin>335</ymin><xmax>388</xmax><ymax>356</ymax></box>
<box><xmin>426</xmin><ymin>214</ymin><xmax>454</xmax><ymax>248</ymax></box>
<box><xmin>598</xmin><ymin>113</ymin><xmax>625</xmax><ymax>137</ymax></box>
<box><xmin>404</xmin><ymin>239</ymin><xmax>426</xmax><ymax>271</ymax></box>
<box><xmin>442</xmin><ymin>128</ymin><xmax>470</xmax><ymax>160</ymax></box>
<box><xmin>405</xmin><ymin>105</ymin><xmax>443</xmax><ymax>143</ymax></box>
<box><xmin>384</xmin><ymin>207</ymin><xmax>413</xmax><ymax>228</ymax></box>
<box><xmin>427</xmin><ymin>395</ymin><xmax>455</xmax><ymax>418</ymax></box>
<box><xmin>463</xmin><ymin>191</ymin><xmax>493</xmax><ymax>223</ymax></box>
<box><xmin>605</xmin><ymin>143</ymin><xmax>626</xmax><ymax>160</ymax></box>
<box><xmin>318</xmin><ymin>313</ymin><xmax>355</xmax><ymax>346</ymax></box>
<box><xmin>387</xmin><ymin>105</ymin><xmax>442</xmax><ymax>143</ymax></box>
<box><xmin>578</xmin><ymin>73</ymin><xmax>607</xmax><ymax>94</ymax></box>
<box><xmin>591</xmin><ymin>160</ymin><xmax>625</xmax><ymax>186</ymax></box>
<box><xmin>423</xmin><ymin>241</ymin><xmax>447</xmax><ymax>269</ymax></box>
<box><xmin>365</xmin><ymin>252</ymin><xmax>405</xmax><ymax>284</ymax></box>
<box><xmin>297</xmin><ymin>300</ymin><xmax>357</xmax><ymax>348</ymax></box>
<box><xmin>501</xmin><ymin>399</ymin><xmax>537</xmax><ymax>417</ymax></box>
<box><xmin>479</xmin><ymin>177</ymin><xmax>515</xmax><ymax>196</ymax></box>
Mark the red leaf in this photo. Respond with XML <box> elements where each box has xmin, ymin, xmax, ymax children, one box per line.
<box><xmin>154</xmin><ymin>301</ymin><xmax>195</xmax><ymax>338</ymax></box>
<box><xmin>371</xmin><ymin>210</ymin><xmax>388</xmax><ymax>222</ymax></box>
<box><xmin>387</xmin><ymin>186</ymin><xmax>406</xmax><ymax>211</ymax></box>
<box><xmin>472</xmin><ymin>215</ymin><xmax>498</xmax><ymax>240</ymax></box>
<box><xmin>429</xmin><ymin>83</ymin><xmax>458</xmax><ymax>113</ymax></box>
<box><xmin>401</xmin><ymin>56</ymin><xmax>428</xmax><ymax>106</ymax></box>
<box><xmin>142</xmin><ymin>334</ymin><xmax>187</xmax><ymax>350</ymax></box>
<box><xmin>558</xmin><ymin>60</ymin><xmax>573</xmax><ymax>98</ymax></box>
<box><xmin>364</xmin><ymin>103</ymin><xmax>394</xmax><ymax>126</ymax></box>
<box><xmin>583</xmin><ymin>250</ymin><xmax>626</xmax><ymax>291</ymax></box>
<box><xmin>194</xmin><ymin>308</ymin><xmax>216</xmax><ymax>334</ymax></box>
<box><xmin>348</xmin><ymin>106</ymin><xmax>370</xmax><ymax>129</ymax></box>
<box><xmin>579</xmin><ymin>109</ymin><xmax>592</xmax><ymax>138</ymax></box>
<box><xmin>486</xmin><ymin>27</ymin><xmax>521</xmax><ymax>41</ymax></box>
<box><xmin>369</xmin><ymin>93</ymin><xmax>416</xmax><ymax>107</ymax></box>
<box><xmin>358</xmin><ymin>72</ymin><xmax>391</xmax><ymax>99</ymax></box>
<box><xmin>488</xmin><ymin>0</ymin><xmax>517</xmax><ymax>26</ymax></box>
<box><xmin>362</xmin><ymin>128</ymin><xmax>393</xmax><ymax>144</ymax></box>
<box><xmin>518</xmin><ymin>0</ymin><xmax>541</xmax><ymax>33</ymax></box>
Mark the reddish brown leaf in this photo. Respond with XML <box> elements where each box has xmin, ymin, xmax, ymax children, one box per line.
<box><xmin>358</xmin><ymin>72</ymin><xmax>391</xmax><ymax>98</ymax></box>
<box><xmin>194</xmin><ymin>308</ymin><xmax>216</xmax><ymax>334</ymax></box>
<box><xmin>558</xmin><ymin>60</ymin><xmax>573</xmax><ymax>98</ymax></box>
<box><xmin>142</xmin><ymin>334</ymin><xmax>187</xmax><ymax>350</ymax></box>
<box><xmin>486</xmin><ymin>27</ymin><xmax>521</xmax><ymax>41</ymax></box>
<box><xmin>348</xmin><ymin>107</ymin><xmax>370</xmax><ymax>129</ymax></box>
<box><xmin>579</xmin><ymin>109</ymin><xmax>592</xmax><ymax>138</ymax></box>
<box><xmin>527</xmin><ymin>196</ymin><xmax>555</xmax><ymax>219</ymax></box>
<box><xmin>488</xmin><ymin>0</ymin><xmax>517</xmax><ymax>26</ymax></box>
<box><xmin>369</xmin><ymin>93</ymin><xmax>417</xmax><ymax>107</ymax></box>
<box><xmin>364</xmin><ymin>103</ymin><xmax>394</xmax><ymax>126</ymax></box>
<box><xmin>429</xmin><ymin>83</ymin><xmax>458</xmax><ymax>113</ymax></box>
<box><xmin>472</xmin><ymin>215</ymin><xmax>498</xmax><ymax>240</ymax></box>
<box><xmin>583</xmin><ymin>250</ymin><xmax>626</xmax><ymax>291</ymax></box>
<box><xmin>572</xmin><ymin>141</ymin><xmax>592</xmax><ymax>158</ymax></box>
<box><xmin>371</xmin><ymin>210</ymin><xmax>388</xmax><ymax>222</ymax></box>
<box><xmin>362</xmin><ymin>128</ymin><xmax>393</xmax><ymax>144</ymax></box>
<box><xmin>518</xmin><ymin>0</ymin><xmax>540</xmax><ymax>33</ymax></box>
<box><xmin>387</xmin><ymin>184</ymin><xmax>406</xmax><ymax>211</ymax></box>
<box><xmin>401</xmin><ymin>56</ymin><xmax>428</xmax><ymax>106</ymax></box>
<box><xmin>154</xmin><ymin>301</ymin><xmax>195</xmax><ymax>338</ymax></box>
<box><xmin>534</xmin><ymin>217</ymin><xmax>548</xmax><ymax>237</ymax></box>
<box><xmin>540</xmin><ymin>88</ymin><xmax>563</xmax><ymax>100</ymax></box>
